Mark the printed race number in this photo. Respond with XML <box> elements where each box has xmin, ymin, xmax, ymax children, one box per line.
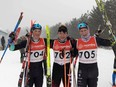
<box><xmin>31</xmin><ymin>51</ymin><xmax>44</xmax><ymax>58</ymax></box>
<box><xmin>55</xmin><ymin>52</ymin><xmax>70</xmax><ymax>59</ymax></box>
<box><xmin>79</xmin><ymin>50</ymin><xmax>95</xmax><ymax>59</ymax></box>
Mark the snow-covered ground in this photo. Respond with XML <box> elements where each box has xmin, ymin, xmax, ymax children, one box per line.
<box><xmin>0</xmin><ymin>48</ymin><xmax>114</xmax><ymax>87</ymax></box>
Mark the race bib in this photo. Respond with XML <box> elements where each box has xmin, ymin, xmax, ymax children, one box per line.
<box><xmin>78</xmin><ymin>49</ymin><xmax>97</xmax><ymax>64</ymax></box>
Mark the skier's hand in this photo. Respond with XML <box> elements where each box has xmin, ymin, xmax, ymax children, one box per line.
<box><xmin>97</xmin><ymin>29</ymin><xmax>102</xmax><ymax>34</ymax></box>
<box><xmin>25</xmin><ymin>33</ymin><xmax>30</xmax><ymax>37</ymax></box>
<box><xmin>9</xmin><ymin>32</ymin><xmax>15</xmax><ymax>43</ymax></box>
<box><xmin>95</xmin><ymin>28</ymin><xmax>102</xmax><ymax>37</ymax></box>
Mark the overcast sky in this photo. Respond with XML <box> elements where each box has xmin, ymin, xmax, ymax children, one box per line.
<box><xmin>0</xmin><ymin>0</ymin><xmax>97</xmax><ymax>31</ymax></box>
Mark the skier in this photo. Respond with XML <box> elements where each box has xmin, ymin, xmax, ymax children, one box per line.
<box><xmin>112</xmin><ymin>42</ymin><xmax>116</xmax><ymax>87</ymax></box>
<box><xmin>76</xmin><ymin>22</ymin><xmax>112</xmax><ymax>87</ymax></box>
<box><xmin>51</xmin><ymin>25</ymin><xmax>77</xmax><ymax>87</ymax></box>
<box><xmin>9</xmin><ymin>23</ymin><xmax>47</xmax><ymax>87</ymax></box>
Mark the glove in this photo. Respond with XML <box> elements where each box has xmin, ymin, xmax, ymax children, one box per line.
<box><xmin>112</xmin><ymin>70</ymin><xmax>116</xmax><ymax>86</ymax></box>
<box><xmin>25</xmin><ymin>33</ymin><xmax>30</xmax><ymax>37</ymax></box>
<box><xmin>95</xmin><ymin>28</ymin><xmax>102</xmax><ymax>37</ymax></box>
<box><xmin>9</xmin><ymin>32</ymin><xmax>15</xmax><ymax>43</ymax></box>
<box><xmin>97</xmin><ymin>29</ymin><xmax>102</xmax><ymax>34</ymax></box>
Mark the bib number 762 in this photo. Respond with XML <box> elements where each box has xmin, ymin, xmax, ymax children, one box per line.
<box><xmin>55</xmin><ymin>52</ymin><xmax>70</xmax><ymax>59</ymax></box>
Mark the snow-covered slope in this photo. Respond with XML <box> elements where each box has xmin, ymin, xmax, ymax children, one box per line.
<box><xmin>0</xmin><ymin>48</ymin><xmax>114</xmax><ymax>87</ymax></box>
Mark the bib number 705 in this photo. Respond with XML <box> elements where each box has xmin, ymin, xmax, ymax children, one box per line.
<box><xmin>79</xmin><ymin>50</ymin><xmax>95</xmax><ymax>59</ymax></box>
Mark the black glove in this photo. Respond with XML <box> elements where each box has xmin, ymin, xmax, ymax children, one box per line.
<box><xmin>97</xmin><ymin>29</ymin><xmax>102</xmax><ymax>33</ymax></box>
<box><xmin>95</xmin><ymin>28</ymin><xmax>102</xmax><ymax>37</ymax></box>
<box><xmin>25</xmin><ymin>33</ymin><xmax>30</xmax><ymax>37</ymax></box>
<box><xmin>9</xmin><ymin>32</ymin><xmax>15</xmax><ymax>43</ymax></box>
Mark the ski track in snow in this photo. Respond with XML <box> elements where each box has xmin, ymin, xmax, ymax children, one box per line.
<box><xmin>0</xmin><ymin>48</ymin><xmax>114</xmax><ymax>87</ymax></box>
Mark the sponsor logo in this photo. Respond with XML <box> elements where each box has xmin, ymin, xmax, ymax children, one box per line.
<box><xmin>78</xmin><ymin>44</ymin><xmax>96</xmax><ymax>49</ymax></box>
<box><xmin>54</xmin><ymin>45</ymin><xmax>71</xmax><ymax>50</ymax></box>
<box><xmin>31</xmin><ymin>45</ymin><xmax>45</xmax><ymax>49</ymax></box>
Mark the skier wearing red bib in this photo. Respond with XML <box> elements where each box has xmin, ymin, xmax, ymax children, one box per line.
<box><xmin>112</xmin><ymin>43</ymin><xmax>116</xmax><ymax>87</ymax></box>
<box><xmin>76</xmin><ymin>22</ymin><xmax>111</xmax><ymax>87</ymax></box>
<box><xmin>51</xmin><ymin>25</ymin><xmax>77</xmax><ymax>87</ymax></box>
<box><xmin>9</xmin><ymin>23</ymin><xmax>47</xmax><ymax>87</ymax></box>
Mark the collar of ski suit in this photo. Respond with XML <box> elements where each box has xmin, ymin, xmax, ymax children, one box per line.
<box><xmin>58</xmin><ymin>37</ymin><xmax>67</xmax><ymax>43</ymax></box>
<box><xmin>31</xmin><ymin>37</ymin><xmax>40</xmax><ymax>42</ymax></box>
<box><xmin>81</xmin><ymin>32</ymin><xmax>91</xmax><ymax>42</ymax></box>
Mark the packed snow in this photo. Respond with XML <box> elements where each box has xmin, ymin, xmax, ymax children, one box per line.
<box><xmin>0</xmin><ymin>48</ymin><xmax>114</xmax><ymax>87</ymax></box>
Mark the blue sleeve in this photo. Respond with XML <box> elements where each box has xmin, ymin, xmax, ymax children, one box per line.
<box><xmin>9</xmin><ymin>40</ymin><xmax>27</xmax><ymax>51</ymax></box>
<box><xmin>112</xmin><ymin>71</ymin><xmax>116</xmax><ymax>86</ymax></box>
<box><xmin>9</xmin><ymin>43</ymin><xmax>15</xmax><ymax>51</ymax></box>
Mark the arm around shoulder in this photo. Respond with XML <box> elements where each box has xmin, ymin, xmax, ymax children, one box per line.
<box><xmin>96</xmin><ymin>36</ymin><xmax>111</xmax><ymax>46</ymax></box>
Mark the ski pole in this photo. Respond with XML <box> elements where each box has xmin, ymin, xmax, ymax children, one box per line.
<box><xmin>67</xmin><ymin>57</ymin><xmax>73</xmax><ymax>87</ymax></box>
<box><xmin>63</xmin><ymin>48</ymin><xmax>67</xmax><ymax>87</ymax></box>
